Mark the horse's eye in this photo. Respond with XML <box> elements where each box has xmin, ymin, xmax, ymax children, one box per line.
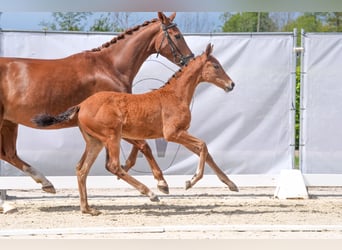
<box><xmin>213</xmin><ymin>64</ymin><xmax>220</xmax><ymax>69</ymax></box>
<box><xmin>175</xmin><ymin>34</ymin><xmax>182</xmax><ymax>40</ymax></box>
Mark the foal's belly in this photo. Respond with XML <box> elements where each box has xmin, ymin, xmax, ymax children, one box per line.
<box><xmin>122</xmin><ymin>129</ymin><xmax>164</xmax><ymax>140</ymax></box>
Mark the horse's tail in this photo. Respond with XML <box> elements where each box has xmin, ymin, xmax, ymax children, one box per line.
<box><xmin>32</xmin><ymin>106</ymin><xmax>80</xmax><ymax>127</ymax></box>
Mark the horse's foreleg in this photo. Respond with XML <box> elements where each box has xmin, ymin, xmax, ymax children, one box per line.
<box><xmin>123</xmin><ymin>139</ymin><xmax>169</xmax><ymax>194</ymax></box>
<box><xmin>107</xmin><ymin>138</ymin><xmax>159</xmax><ymax>202</ymax></box>
<box><xmin>0</xmin><ymin>121</ymin><xmax>56</xmax><ymax>194</ymax></box>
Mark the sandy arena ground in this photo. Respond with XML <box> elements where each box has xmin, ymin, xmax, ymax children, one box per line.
<box><xmin>1</xmin><ymin>186</ymin><xmax>342</xmax><ymax>239</ymax></box>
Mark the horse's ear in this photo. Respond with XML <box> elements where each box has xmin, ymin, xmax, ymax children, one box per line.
<box><xmin>205</xmin><ymin>43</ymin><xmax>214</xmax><ymax>58</ymax></box>
<box><xmin>158</xmin><ymin>12</ymin><xmax>168</xmax><ymax>24</ymax></box>
<box><xmin>169</xmin><ymin>12</ymin><xmax>176</xmax><ymax>22</ymax></box>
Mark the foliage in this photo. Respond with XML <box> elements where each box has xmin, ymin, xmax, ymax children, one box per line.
<box><xmin>221</xmin><ymin>12</ymin><xmax>277</xmax><ymax>32</ymax></box>
<box><xmin>89</xmin><ymin>13</ymin><xmax>113</xmax><ymax>32</ymax></box>
<box><xmin>282</xmin><ymin>13</ymin><xmax>324</xmax><ymax>32</ymax></box>
<box><xmin>40</xmin><ymin>12</ymin><xmax>92</xmax><ymax>31</ymax></box>
<box><xmin>90</xmin><ymin>12</ymin><xmax>135</xmax><ymax>32</ymax></box>
<box><xmin>317</xmin><ymin>12</ymin><xmax>342</xmax><ymax>32</ymax></box>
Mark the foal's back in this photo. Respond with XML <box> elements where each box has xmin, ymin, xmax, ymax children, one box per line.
<box><xmin>77</xmin><ymin>90</ymin><xmax>167</xmax><ymax>140</ymax></box>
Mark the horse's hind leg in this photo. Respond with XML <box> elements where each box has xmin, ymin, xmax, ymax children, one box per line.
<box><xmin>106</xmin><ymin>138</ymin><xmax>159</xmax><ymax>202</ymax></box>
<box><xmin>122</xmin><ymin>139</ymin><xmax>169</xmax><ymax>194</ymax></box>
<box><xmin>0</xmin><ymin>120</ymin><xmax>55</xmax><ymax>193</ymax></box>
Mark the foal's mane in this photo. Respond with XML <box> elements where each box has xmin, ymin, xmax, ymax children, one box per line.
<box><xmin>161</xmin><ymin>52</ymin><xmax>205</xmax><ymax>88</ymax></box>
<box><xmin>90</xmin><ymin>18</ymin><xmax>159</xmax><ymax>52</ymax></box>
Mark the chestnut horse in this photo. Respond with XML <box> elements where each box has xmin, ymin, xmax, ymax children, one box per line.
<box><xmin>0</xmin><ymin>12</ymin><xmax>193</xmax><ymax>194</ymax></box>
<box><xmin>33</xmin><ymin>44</ymin><xmax>238</xmax><ymax>215</ymax></box>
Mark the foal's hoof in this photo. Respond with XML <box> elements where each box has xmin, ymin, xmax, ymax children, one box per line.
<box><xmin>82</xmin><ymin>208</ymin><xmax>102</xmax><ymax>216</ymax></box>
<box><xmin>228</xmin><ymin>182</ymin><xmax>239</xmax><ymax>192</ymax></box>
<box><xmin>42</xmin><ymin>185</ymin><xmax>56</xmax><ymax>194</ymax></box>
<box><xmin>225</xmin><ymin>181</ymin><xmax>239</xmax><ymax>192</ymax></box>
<box><xmin>157</xmin><ymin>184</ymin><xmax>169</xmax><ymax>194</ymax></box>
<box><xmin>185</xmin><ymin>180</ymin><xmax>192</xmax><ymax>190</ymax></box>
<box><xmin>150</xmin><ymin>194</ymin><xmax>160</xmax><ymax>202</ymax></box>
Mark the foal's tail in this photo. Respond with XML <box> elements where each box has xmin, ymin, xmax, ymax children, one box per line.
<box><xmin>32</xmin><ymin>106</ymin><xmax>80</xmax><ymax>127</ymax></box>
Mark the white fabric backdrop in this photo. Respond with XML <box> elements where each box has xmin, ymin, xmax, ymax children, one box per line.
<box><xmin>0</xmin><ymin>31</ymin><xmax>295</xmax><ymax>176</ymax></box>
<box><xmin>300</xmin><ymin>33</ymin><xmax>342</xmax><ymax>174</ymax></box>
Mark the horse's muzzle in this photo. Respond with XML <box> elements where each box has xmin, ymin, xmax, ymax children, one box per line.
<box><xmin>179</xmin><ymin>53</ymin><xmax>195</xmax><ymax>66</ymax></box>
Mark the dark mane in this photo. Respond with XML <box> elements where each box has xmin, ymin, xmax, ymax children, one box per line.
<box><xmin>90</xmin><ymin>18</ymin><xmax>159</xmax><ymax>52</ymax></box>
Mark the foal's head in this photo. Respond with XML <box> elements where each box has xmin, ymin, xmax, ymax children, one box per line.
<box><xmin>154</xmin><ymin>12</ymin><xmax>194</xmax><ymax>66</ymax></box>
<box><xmin>200</xmin><ymin>44</ymin><xmax>235</xmax><ymax>92</ymax></box>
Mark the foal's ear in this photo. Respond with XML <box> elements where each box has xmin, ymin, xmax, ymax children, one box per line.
<box><xmin>205</xmin><ymin>43</ymin><xmax>214</xmax><ymax>57</ymax></box>
<box><xmin>169</xmin><ymin>12</ymin><xmax>176</xmax><ymax>22</ymax></box>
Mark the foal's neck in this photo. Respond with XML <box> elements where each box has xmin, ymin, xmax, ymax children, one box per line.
<box><xmin>162</xmin><ymin>59</ymin><xmax>204</xmax><ymax>106</ymax></box>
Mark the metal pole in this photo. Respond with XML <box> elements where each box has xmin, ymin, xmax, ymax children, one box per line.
<box><xmin>0</xmin><ymin>17</ymin><xmax>5</xmax><ymax>200</ymax></box>
<box><xmin>257</xmin><ymin>12</ymin><xmax>260</xmax><ymax>32</ymax></box>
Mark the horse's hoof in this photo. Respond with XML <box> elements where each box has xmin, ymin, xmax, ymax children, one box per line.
<box><xmin>185</xmin><ymin>180</ymin><xmax>192</xmax><ymax>190</ymax></box>
<box><xmin>42</xmin><ymin>185</ymin><xmax>56</xmax><ymax>194</ymax></box>
<box><xmin>150</xmin><ymin>194</ymin><xmax>160</xmax><ymax>202</ymax></box>
<box><xmin>157</xmin><ymin>184</ymin><xmax>169</xmax><ymax>194</ymax></box>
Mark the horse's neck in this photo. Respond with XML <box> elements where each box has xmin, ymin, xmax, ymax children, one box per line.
<box><xmin>102</xmin><ymin>23</ymin><xmax>159</xmax><ymax>84</ymax></box>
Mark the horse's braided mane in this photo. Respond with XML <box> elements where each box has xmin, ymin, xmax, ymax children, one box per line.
<box><xmin>90</xmin><ymin>18</ymin><xmax>159</xmax><ymax>52</ymax></box>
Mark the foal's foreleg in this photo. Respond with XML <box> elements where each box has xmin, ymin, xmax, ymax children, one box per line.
<box><xmin>106</xmin><ymin>138</ymin><xmax>159</xmax><ymax>202</ymax></box>
<box><xmin>122</xmin><ymin>139</ymin><xmax>169</xmax><ymax>194</ymax></box>
<box><xmin>205</xmin><ymin>154</ymin><xmax>238</xmax><ymax>192</ymax></box>
<box><xmin>167</xmin><ymin>130</ymin><xmax>238</xmax><ymax>191</ymax></box>
<box><xmin>166</xmin><ymin>131</ymin><xmax>208</xmax><ymax>189</ymax></box>
<box><xmin>0</xmin><ymin>120</ymin><xmax>55</xmax><ymax>193</ymax></box>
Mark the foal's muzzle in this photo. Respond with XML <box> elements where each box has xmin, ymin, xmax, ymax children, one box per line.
<box><xmin>225</xmin><ymin>82</ymin><xmax>235</xmax><ymax>92</ymax></box>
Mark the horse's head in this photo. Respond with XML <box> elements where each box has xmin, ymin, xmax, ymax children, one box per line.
<box><xmin>201</xmin><ymin>43</ymin><xmax>235</xmax><ymax>92</ymax></box>
<box><xmin>155</xmin><ymin>12</ymin><xmax>194</xmax><ymax>66</ymax></box>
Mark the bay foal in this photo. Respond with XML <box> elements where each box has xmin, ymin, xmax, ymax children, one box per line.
<box><xmin>33</xmin><ymin>44</ymin><xmax>238</xmax><ymax>215</ymax></box>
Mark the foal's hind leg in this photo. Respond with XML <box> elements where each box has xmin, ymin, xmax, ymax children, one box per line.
<box><xmin>0</xmin><ymin>120</ymin><xmax>55</xmax><ymax>193</ymax></box>
<box><xmin>122</xmin><ymin>139</ymin><xmax>169</xmax><ymax>194</ymax></box>
<box><xmin>106</xmin><ymin>137</ymin><xmax>159</xmax><ymax>202</ymax></box>
<box><xmin>76</xmin><ymin>133</ymin><xmax>104</xmax><ymax>216</ymax></box>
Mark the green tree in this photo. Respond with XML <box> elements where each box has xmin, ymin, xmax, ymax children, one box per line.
<box><xmin>282</xmin><ymin>13</ymin><xmax>323</xmax><ymax>32</ymax></box>
<box><xmin>40</xmin><ymin>12</ymin><xmax>92</xmax><ymax>31</ymax></box>
<box><xmin>221</xmin><ymin>12</ymin><xmax>277</xmax><ymax>32</ymax></box>
<box><xmin>90</xmin><ymin>13</ymin><xmax>113</xmax><ymax>32</ymax></box>
<box><xmin>90</xmin><ymin>12</ymin><xmax>134</xmax><ymax>32</ymax></box>
<box><xmin>318</xmin><ymin>12</ymin><xmax>342</xmax><ymax>31</ymax></box>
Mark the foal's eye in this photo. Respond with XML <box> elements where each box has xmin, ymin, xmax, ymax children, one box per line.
<box><xmin>175</xmin><ymin>34</ymin><xmax>182</xmax><ymax>40</ymax></box>
<box><xmin>213</xmin><ymin>64</ymin><xmax>220</xmax><ymax>69</ymax></box>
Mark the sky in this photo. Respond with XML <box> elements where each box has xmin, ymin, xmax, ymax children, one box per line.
<box><xmin>0</xmin><ymin>12</ymin><xmax>223</xmax><ymax>32</ymax></box>
<box><xmin>0</xmin><ymin>12</ymin><xmax>51</xmax><ymax>30</ymax></box>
